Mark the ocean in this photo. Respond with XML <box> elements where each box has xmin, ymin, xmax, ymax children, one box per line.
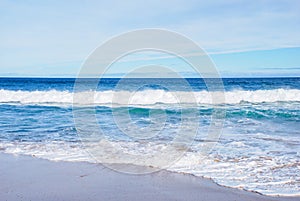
<box><xmin>0</xmin><ymin>77</ymin><xmax>299</xmax><ymax>196</ymax></box>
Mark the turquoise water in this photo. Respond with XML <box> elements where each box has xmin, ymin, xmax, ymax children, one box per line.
<box><xmin>0</xmin><ymin>78</ymin><xmax>299</xmax><ymax>196</ymax></box>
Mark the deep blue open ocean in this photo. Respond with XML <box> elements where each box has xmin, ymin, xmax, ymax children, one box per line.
<box><xmin>0</xmin><ymin>77</ymin><xmax>299</xmax><ymax>196</ymax></box>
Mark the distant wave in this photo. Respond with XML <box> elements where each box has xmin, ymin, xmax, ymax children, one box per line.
<box><xmin>0</xmin><ymin>89</ymin><xmax>300</xmax><ymax>105</ymax></box>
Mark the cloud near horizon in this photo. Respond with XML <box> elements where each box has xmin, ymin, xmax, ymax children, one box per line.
<box><xmin>0</xmin><ymin>0</ymin><xmax>300</xmax><ymax>77</ymax></box>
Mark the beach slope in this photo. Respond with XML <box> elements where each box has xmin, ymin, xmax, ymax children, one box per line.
<box><xmin>0</xmin><ymin>153</ymin><xmax>298</xmax><ymax>201</ymax></box>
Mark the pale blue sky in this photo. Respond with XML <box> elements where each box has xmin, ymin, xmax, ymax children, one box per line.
<box><xmin>0</xmin><ymin>0</ymin><xmax>300</xmax><ymax>77</ymax></box>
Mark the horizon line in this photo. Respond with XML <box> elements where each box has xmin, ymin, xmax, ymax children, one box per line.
<box><xmin>0</xmin><ymin>76</ymin><xmax>299</xmax><ymax>79</ymax></box>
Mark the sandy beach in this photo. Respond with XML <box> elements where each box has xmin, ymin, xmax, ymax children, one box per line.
<box><xmin>1</xmin><ymin>0</ymin><xmax>300</xmax><ymax>200</ymax></box>
<box><xmin>0</xmin><ymin>153</ymin><xmax>298</xmax><ymax>201</ymax></box>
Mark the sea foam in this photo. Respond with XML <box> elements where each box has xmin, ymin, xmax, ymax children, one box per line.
<box><xmin>0</xmin><ymin>89</ymin><xmax>300</xmax><ymax>105</ymax></box>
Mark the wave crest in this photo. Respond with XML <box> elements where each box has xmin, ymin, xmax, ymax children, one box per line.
<box><xmin>0</xmin><ymin>89</ymin><xmax>299</xmax><ymax>105</ymax></box>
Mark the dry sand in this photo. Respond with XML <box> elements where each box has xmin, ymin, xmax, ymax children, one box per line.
<box><xmin>0</xmin><ymin>153</ymin><xmax>299</xmax><ymax>201</ymax></box>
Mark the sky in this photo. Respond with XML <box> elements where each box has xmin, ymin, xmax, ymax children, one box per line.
<box><xmin>0</xmin><ymin>0</ymin><xmax>300</xmax><ymax>77</ymax></box>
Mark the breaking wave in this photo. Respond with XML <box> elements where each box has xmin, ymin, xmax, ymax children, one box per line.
<box><xmin>0</xmin><ymin>88</ymin><xmax>299</xmax><ymax>105</ymax></box>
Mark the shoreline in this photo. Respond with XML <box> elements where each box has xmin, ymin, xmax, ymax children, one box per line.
<box><xmin>1</xmin><ymin>153</ymin><xmax>299</xmax><ymax>201</ymax></box>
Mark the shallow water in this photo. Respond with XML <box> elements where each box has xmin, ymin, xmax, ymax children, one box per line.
<box><xmin>0</xmin><ymin>77</ymin><xmax>299</xmax><ymax>196</ymax></box>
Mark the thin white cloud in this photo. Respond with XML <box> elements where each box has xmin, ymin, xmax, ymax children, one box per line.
<box><xmin>0</xmin><ymin>0</ymin><xmax>300</xmax><ymax>75</ymax></box>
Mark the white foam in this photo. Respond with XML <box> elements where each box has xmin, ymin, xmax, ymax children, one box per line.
<box><xmin>0</xmin><ymin>139</ymin><xmax>299</xmax><ymax>196</ymax></box>
<box><xmin>0</xmin><ymin>88</ymin><xmax>300</xmax><ymax>106</ymax></box>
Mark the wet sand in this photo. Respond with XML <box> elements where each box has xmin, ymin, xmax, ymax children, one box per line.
<box><xmin>0</xmin><ymin>153</ymin><xmax>299</xmax><ymax>201</ymax></box>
